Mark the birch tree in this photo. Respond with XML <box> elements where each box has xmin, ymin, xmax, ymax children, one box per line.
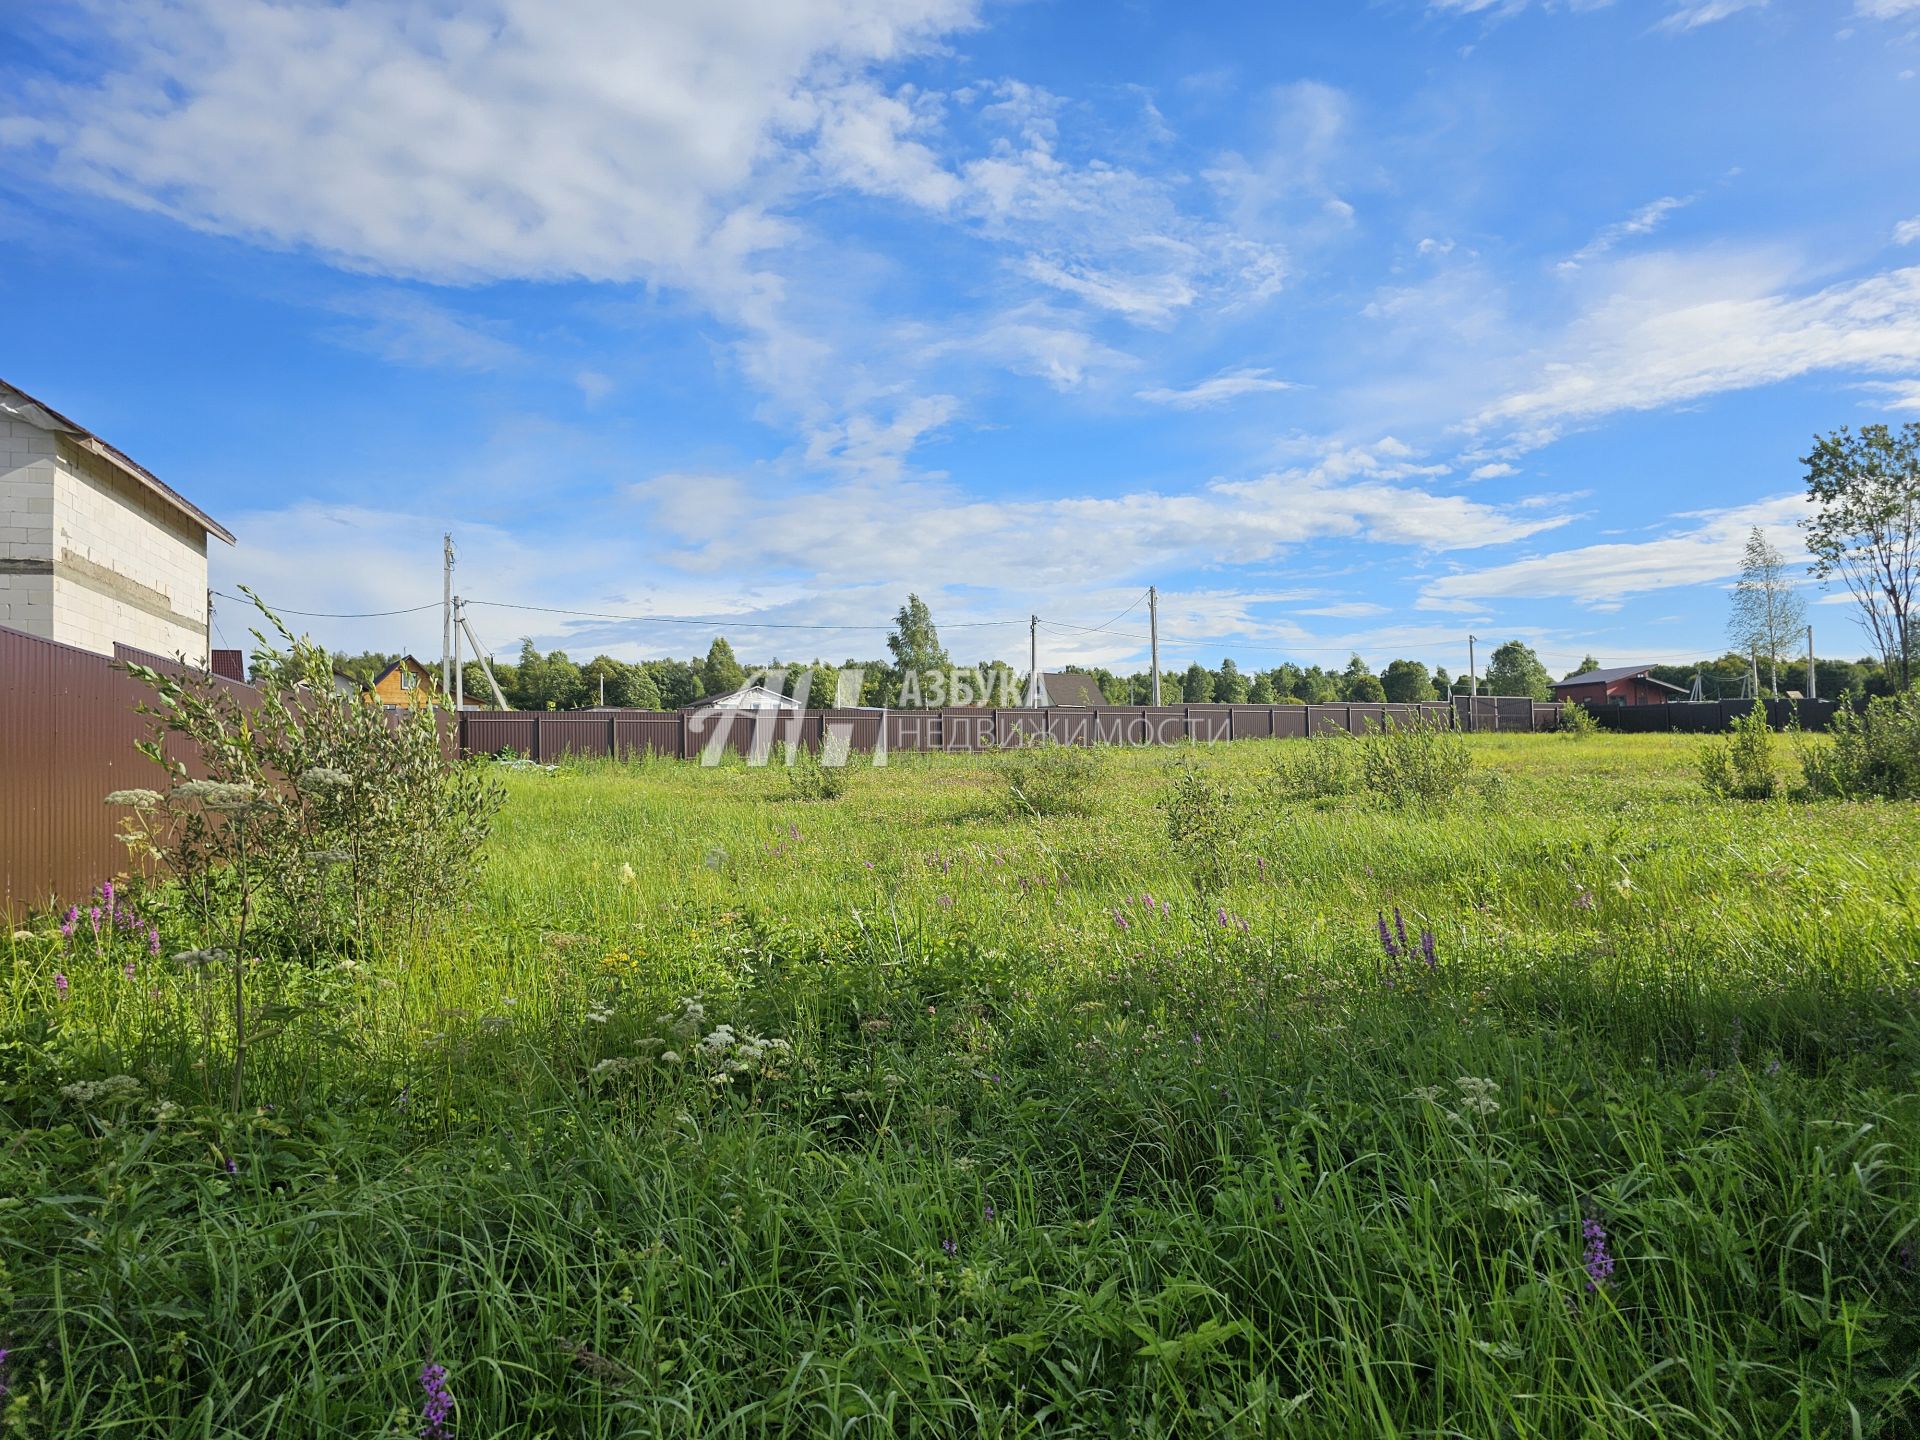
<box><xmin>1802</xmin><ymin>423</ymin><xmax>1920</xmax><ymax>689</ymax></box>
<box><xmin>1727</xmin><ymin>526</ymin><xmax>1806</xmax><ymax>695</ymax></box>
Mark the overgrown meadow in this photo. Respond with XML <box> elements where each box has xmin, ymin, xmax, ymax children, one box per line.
<box><xmin>3</xmin><ymin>732</ymin><xmax>1919</xmax><ymax>1437</ymax></box>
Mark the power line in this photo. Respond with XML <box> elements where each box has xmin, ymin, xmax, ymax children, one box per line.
<box><xmin>465</xmin><ymin>598</ymin><xmax>1027</xmax><ymax>633</ymax></box>
<box><xmin>211</xmin><ymin>590</ymin><xmax>441</xmax><ymax>619</ymax></box>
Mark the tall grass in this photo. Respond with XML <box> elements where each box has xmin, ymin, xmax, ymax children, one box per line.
<box><xmin>2</xmin><ymin>734</ymin><xmax>1918</xmax><ymax>1436</ymax></box>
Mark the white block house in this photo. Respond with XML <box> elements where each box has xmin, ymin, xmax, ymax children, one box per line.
<box><xmin>1</xmin><ymin>379</ymin><xmax>234</xmax><ymax>664</ymax></box>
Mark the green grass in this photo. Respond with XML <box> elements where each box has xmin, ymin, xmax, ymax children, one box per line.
<box><xmin>3</xmin><ymin>734</ymin><xmax>1919</xmax><ymax>1437</ymax></box>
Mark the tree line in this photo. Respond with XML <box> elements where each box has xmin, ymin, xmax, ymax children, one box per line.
<box><xmin>331</xmin><ymin>620</ymin><xmax>1897</xmax><ymax>715</ymax></box>
<box><xmin>328</xmin><ymin>420</ymin><xmax>1918</xmax><ymax>713</ymax></box>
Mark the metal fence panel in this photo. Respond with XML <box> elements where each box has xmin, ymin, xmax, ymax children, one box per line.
<box><xmin>1187</xmin><ymin>705</ymin><xmax>1231</xmax><ymax>743</ymax></box>
<box><xmin>943</xmin><ymin>710</ymin><xmax>995</xmax><ymax>752</ymax></box>
<box><xmin>1094</xmin><ymin>708</ymin><xmax>1142</xmax><ymax>745</ymax></box>
<box><xmin>1273</xmin><ymin>704</ymin><xmax>1310</xmax><ymax>738</ymax></box>
<box><xmin>885</xmin><ymin>710</ymin><xmax>938</xmax><ymax>752</ymax></box>
<box><xmin>612</xmin><ymin>714</ymin><xmax>682</xmax><ymax>757</ymax></box>
<box><xmin>995</xmin><ymin>710</ymin><xmax>1046</xmax><ymax>747</ymax></box>
<box><xmin>1228</xmin><ymin>706</ymin><xmax>1274</xmax><ymax>739</ymax></box>
<box><xmin>1307</xmin><ymin>704</ymin><xmax>1353</xmax><ymax>737</ymax></box>
<box><xmin>1046</xmin><ymin>710</ymin><xmax>1095</xmax><ymax>746</ymax></box>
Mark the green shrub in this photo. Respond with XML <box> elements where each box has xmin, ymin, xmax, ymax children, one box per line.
<box><xmin>994</xmin><ymin>737</ymin><xmax>1103</xmax><ymax>817</ymax></box>
<box><xmin>1161</xmin><ymin>763</ymin><xmax>1236</xmax><ymax>892</ymax></box>
<box><xmin>785</xmin><ymin>744</ymin><xmax>849</xmax><ymax>801</ymax></box>
<box><xmin>1698</xmin><ymin>704</ymin><xmax>1779</xmax><ymax>800</ymax></box>
<box><xmin>1800</xmin><ymin>687</ymin><xmax>1920</xmax><ymax>799</ymax></box>
<box><xmin>1270</xmin><ymin>735</ymin><xmax>1360</xmax><ymax>800</ymax></box>
<box><xmin>1356</xmin><ymin>711</ymin><xmax>1474</xmax><ymax>808</ymax></box>
<box><xmin>1557</xmin><ymin>699</ymin><xmax>1601</xmax><ymax>739</ymax></box>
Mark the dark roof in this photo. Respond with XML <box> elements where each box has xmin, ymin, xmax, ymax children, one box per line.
<box><xmin>1039</xmin><ymin>671</ymin><xmax>1106</xmax><ymax>707</ymax></box>
<box><xmin>1553</xmin><ymin>665</ymin><xmax>1687</xmax><ymax>693</ymax></box>
<box><xmin>0</xmin><ymin>378</ymin><xmax>236</xmax><ymax>545</ymax></box>
<box><xmin>371</xmin><ymin>655</ymin><xmax>439</xmax><ymax>689</ymax></box>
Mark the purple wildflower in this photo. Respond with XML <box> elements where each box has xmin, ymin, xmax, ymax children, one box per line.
<box><xmin>53</xmin><ymin>972</ymin><xmax>68</xmax><ymax>1000</ymax></box>
<box><xmin>419</xmin><ymin>1361</ymin><xmax>452</xmax><ymax>1440</ymax></box>
<box><xmin>88</xmin><ymin>905</ymin><xmax>101</xmax><ymax>935</ymax></box>
<box><xmin>940</xmin><ymin>1237</ymin><xmax>958</xmax><ymax>1257</ymax></box>
<box><xmin>1393</xmin><ymin>908</ymin><xmax>1408</xmax><ymax>953</ymax></box>
<box><xmin>983</xmin><ymin>1202</ymin><xmax>995</xmax><ymax>1221</ymax></box>
<box><xmin>60</xmin><ymin>906</ymin><xmax>78</xmax><ymax>940</ymax></box>
<box><xmin>0</xmin><ymin>1346</ymin><xmax>9</xmax><ymax>1399</ymax></box>
<box><xmin>1112</xmin><ymin>908</ymin><xmax>1130</xmax><ymax>931</ymax></box>
<box><xmin>1420</xmin><ymin>930</ymin><xmax>1437</xmax><ymax>969</ymax></box>
<box><xmin>1216</xmin><ymin>906</ymin><xmax>1230</xmax><ymax>928</ymax></box>
<box><xmin>1582</xmin><ymin>1217</ymin><xmax>1615</xmax><ymax>1292</ymax></box>
<box><xmin>148</xmin><ymin>928</ymin><xmax>161</xmax><ymax>955</ymax></box>
<box><xmin>124</xmin><ymin>962</ymin><xmax>137</xmax><ymax>980</ymax></box>
<box><xmin>937</xmin><ymin>895</ymin><xmax>954</xmax><ymax>909</ymax></box>
<box><xmin>225</xmin><ymin>1157</ymin><xmax>238</xmax><ymax>1175</ymax></box>
<box><xmin>1255</xmin><ymin>856</ymin><xmax>1267</xmax><ymax>881</ymax></box>
<box><xmin>1376</xmin><ymin>912</ymin><xmax>1400</xmax><ymax>961</ymax></box>
<box><xmin>788</xmin><ymin>822</ymin><xmax>800</xmax><ymax>840</ymax></box>
<box><xmin>102</xmin><ymin>880</ymin><xmax>114</xmax><ymax>908</ymax></box>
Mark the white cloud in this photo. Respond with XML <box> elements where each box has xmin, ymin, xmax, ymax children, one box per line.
<box><xmin>1016</xmin><ymin>255</ymin><xmax>1197</xmax><ymax>325</ymax></box>
<box><xmin>923</xmin><ymin>302</ymin><xmax>1138</xmax><ymax>391</ymax></box>
<box><xmin>1895</xmin><ymin>216</ymin><xmax>1920</xmax><ymax>245</ymax></box>
<box><xmin>323</xmin><ymin>291</ymin><xmax>523</xmax><ymax>371</ymax></box>
<box><xmin>1137</xmin><ymin>367</ymin><xmax>1296</xmax><ymax>409</ymax></box>
<box><xmin>1418</xmin><ymin>494</ymin><xmax>1808</xmax><ymax>609</ymax></box>
<box><xmin>1857</xmin><ymin>0</ymin><xmax>1920</xmax><ymax>16</ymax></box>
<box><xmin>1858</xmin><ymin>378</ymin><xmax>1920</xmax><ymax>411</ymax></box>
<box><xmin>1301</xmin><ymin>601</ymin><xmax>1390</xmax><ymax>618</ymax></box>
<box><xmin>802</xmin><ymin>394</ymin><xmax>959</xmax><ymax>479</ymax></box>
<box><xmin>1472</xmin><ymin>260</ymin><xmax>1920</xmax><ymax>439</ymax></box>
<box><xmin>6</xmin><ymin>0</ymin><xmax>981</xmax><ymax>288</ymax></box>
<box><xmin>1469</xmin><ymin>462</ymin><xmax>1519</xmax><ymax>480</ymax></box>
<box><xmin>1559</xmin><ymin>195</ymin><xmax>1694</xmax><ymax>271</ymax></box>
<box><xmin>1657</xmin><ymin>0</ymin><xmax>1767</xmax><ymax>33</ymax></box>
<box><xmin>630</xmin><ymin>441</ymin><xmax>1571</xmax><ymax>600</ymax></box>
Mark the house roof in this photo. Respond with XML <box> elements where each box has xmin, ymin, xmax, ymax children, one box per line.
<box><xmin>1038</xmin><ymin>671</ymin><xmax>1106</xmax><ymax>707</ymax></box>
<box><xmin>681</xmin><ymin>683</ymin><xmax>802</xmax><ymax>712</ymax></box>
<box><xmin>1553</xmin><ymin>665</ymin><xmax>1688</xmax><ymax>693</ymax></box>
<box><xmin>0</xmin><ymin>378</ymin><xmax>236</xmax><ymax>545</ymax></box>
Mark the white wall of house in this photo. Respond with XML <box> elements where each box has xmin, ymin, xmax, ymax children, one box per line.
<box><xmin>0</xmin><ymin>416</ymin><xmax>211</xmax><ymax>663</ymax></box>
<box><xmin>0</xmin><ymin>420</ymin><xmax>59</xmax><ymax>637</ymax></box>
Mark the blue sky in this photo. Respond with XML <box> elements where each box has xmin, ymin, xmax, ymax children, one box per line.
<box><xmin>3</xmin><ymin>0</ymin><xmax>1918</xmax><ymax>679</ymax></box>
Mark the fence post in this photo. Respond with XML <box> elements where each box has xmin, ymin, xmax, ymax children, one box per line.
<box><xmin>608</xmin><ymin>711</ymin><xmax>617</xmax><ymax>760</ymax></box>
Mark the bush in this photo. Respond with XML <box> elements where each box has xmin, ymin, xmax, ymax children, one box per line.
<box><xmin>118</xmin><ymin>595</ymin><xmax>504</xmax><ymax>955</ymax></box>
<box><xmin>1271</xmin><ymin>736</ymin><xmax>1360</xmax><ymax>800</ymax></box>
<box><xmin>1698</xmin><ymin>704</ymin><xmax>1779</xmax><ymax>800</ymax></box>
<box><xmin>1356</xmin><ymin>711</ymin><xmax>1474</xmax><ymax>808</ymax></box>
<box><xmin>1800</xmin><ymin>687</ymin><xmax>1920</xmax><ymax>799</ymax></box>
<box><xmin>785</xmin><ymin>744</ymin><xmax>849</xmax><ymax>801</ymax></box>
<box><xmin>1161</xmin><ymin>763</ymin><xmax>1236</xmax><ymax>893</ymax></box>
<box><xmin>1557</xmin><ymin>699</ymin><xmax>1601</xmax><ymax>739</ymax></box>
<box><xmin>994</xmin><ymin>738</ymin><xmax>1103</xmax><ymax>817</ymax></box>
